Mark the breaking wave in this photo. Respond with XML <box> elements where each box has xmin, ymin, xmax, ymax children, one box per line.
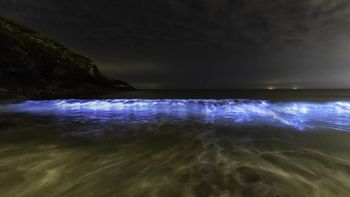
<box><xmin>2</xmin><ymin>99</ymin><xmax>350</xmax><ymax>132</ymax></box>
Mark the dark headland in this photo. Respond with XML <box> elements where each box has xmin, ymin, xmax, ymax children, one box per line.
<box><xmin>0</xmin><ymin>16</ymin><xmax>134</xmax><ymax>100</ymax></box>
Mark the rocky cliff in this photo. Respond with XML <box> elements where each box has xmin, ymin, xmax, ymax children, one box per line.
<box><xmin>0</xmin><ymin>16</ymin><xmax>133</xmax><ymax>100</ymax></box>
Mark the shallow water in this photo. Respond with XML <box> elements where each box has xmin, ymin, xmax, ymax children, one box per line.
<box><xmin>1</xmin><ymin>95</ymin><xmax>350</xmax><ymax>197</ymax></box>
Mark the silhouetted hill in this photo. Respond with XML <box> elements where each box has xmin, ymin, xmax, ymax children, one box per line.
<box><xmin>0</xmin><ymin>16</ymin><xmax>133</xmax><ymax>99</ymax></box>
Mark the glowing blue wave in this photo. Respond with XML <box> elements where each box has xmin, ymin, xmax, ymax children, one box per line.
<box><xmin>1</xmin><ymin>99</ymin><xmax>350</xmax><ymax>132</ymax></box>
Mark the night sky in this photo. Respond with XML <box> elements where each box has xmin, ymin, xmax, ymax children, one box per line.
<box><xmin>1</xmin><ymin>0</ymin><xmax>350</xmax><ymax>89</ymax></box>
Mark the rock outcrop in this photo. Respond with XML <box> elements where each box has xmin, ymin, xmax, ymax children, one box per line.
<box><xmin>0</xmin><ymin>16</ymin><xmax>133</xmax><ymax>100</ymax></box>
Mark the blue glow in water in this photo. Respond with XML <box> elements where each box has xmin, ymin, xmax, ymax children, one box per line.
<box><xmin>1</xmin><ymin>99</ymin><xmax>350</xmax><ymax>132</ymax></box>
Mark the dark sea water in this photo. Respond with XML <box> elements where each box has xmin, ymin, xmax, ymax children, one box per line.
<box><xmin>1</xmin><ymin>90</ymin><xmax>350</xmax><ymax>197</ymax></box>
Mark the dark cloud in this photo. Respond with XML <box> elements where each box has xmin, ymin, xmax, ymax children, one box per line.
<box><xmin>1</xmin><ymin>0</ymin><xmax>350</xmax><ymax>88</ymax></box>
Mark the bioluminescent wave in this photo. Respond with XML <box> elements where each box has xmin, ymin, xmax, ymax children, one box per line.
<box><xmin>1</xmin><ymin>99</ymin><xmax>350</xmax><ymax>132</ymax></box>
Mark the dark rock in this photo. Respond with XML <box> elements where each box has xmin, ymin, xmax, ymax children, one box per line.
<box><xmin>111</xmin><ymin>79</ymin><xmax>135</xmax><ymax>90</ymax></box>
<box><xmin>0</xmin><ymin>16</ymin><xmax>133</xmax><ymax>100</ymax></box>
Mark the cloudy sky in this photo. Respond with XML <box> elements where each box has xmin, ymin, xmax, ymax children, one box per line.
<box><xmin>1</xmin><ymin>0</ymin><xmax>350</xmax><ymax>88</ymax></box>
